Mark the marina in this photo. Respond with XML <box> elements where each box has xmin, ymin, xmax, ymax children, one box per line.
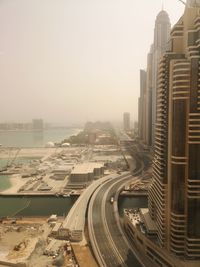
<box><xmin>0</xmin><ymin>195</ymin><xmax>78</xmax><ymax>217</ymax></box>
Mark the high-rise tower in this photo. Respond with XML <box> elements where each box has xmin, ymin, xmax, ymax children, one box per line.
<box><xmin>149</xmin><ymin>1</ymin><xmax>200</xmax><ymax>259</ymax></box>
<box><xmin>144</xmin><ymin>45</ymin><xmax>153</xmax><ymax>146</ymax></box>
<box><xmin>138</xmin><ymin>10</ymin><xmax>170</xmax><ymax>147</ymax></box>
<box><xmin>151</xmin><ymin>10</ymin><xmax>171</xmax><ymax>145</ymax></box>
<box><xmin>123</xmin><ymin>112</ymin><xmax>131</xmax><ymax>132</ymax></box>
<box><xmin>125</xmin><ymin>3</ymin><xmax>200</xmax><ymax>267</ymax></box>
<box><xmin>138</xmin><ymin>70</ymin><xmax>147</xmax><ymax>141</ymax></box>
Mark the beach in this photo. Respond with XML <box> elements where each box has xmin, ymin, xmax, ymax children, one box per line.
<box><xmin>0</xmin><ymin>147</ymin><xmax>60</xmax><ymax>160</ymax></box>
<box><xmin>1</xmin><ymin>174</ymin><xmax>27</xmax><ymax>194</ymax></box>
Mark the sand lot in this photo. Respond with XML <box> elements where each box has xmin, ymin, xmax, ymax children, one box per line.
<box><xmin>0</xmin><ymin>220</ymin><xmax>53</xmax><ymax>267</ymax></box>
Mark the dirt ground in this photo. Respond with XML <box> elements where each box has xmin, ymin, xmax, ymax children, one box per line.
<box><xmin>72</xmin><ymin>244</ymin><xmax>98</xmax><ymax>267</ymax></box>
<box><xmin>71</xmin><ymin>224</ymin><xmax>99</xmax><ymax>267</ymax></box>
<box><xmin>2</xmin><ymin>217</ymin><xmax>49</xmax><ymax>225</ymax></box>
<box><xmin>0</xmin><ymin>219</ymin><xmax>53</xmax><ymax>267</ymax></box>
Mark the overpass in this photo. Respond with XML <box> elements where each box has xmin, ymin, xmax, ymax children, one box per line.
<box><xmin>88</xmin><ymin>157</ymin><xmax>146</xmax><ymax>267</ymax></box>
<box><xmin>61</xmin><ymin>172</ymin><xmax>129</xmax><ymax>242</ymax></box>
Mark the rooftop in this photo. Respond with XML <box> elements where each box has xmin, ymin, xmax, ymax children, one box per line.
<box><xmin>139</xmin><ymin>208</ymin><xmax>157</xmax><ymax>233</ymax></box>
<box><xmin>156</xmin><ymin>10</ymin><xmax>170</xmax><ymax>23</ymax></box>
<box><xmin>71</xmin><ymin>163</ymin><xmax>104</xmax><ymax>175</ymax></box>
<box><xmin>124</xmin><ymin>208</ymin><xmax>157</xmax><ymax>236</ymax></box>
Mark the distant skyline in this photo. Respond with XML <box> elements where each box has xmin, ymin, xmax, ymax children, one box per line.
<box><xmin>0</xmin><ymin>0</ymin><xmax>184</xmax><ymax>125</ymax></box>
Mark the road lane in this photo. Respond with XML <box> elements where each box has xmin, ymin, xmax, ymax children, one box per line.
<box><xmin>89</xmin><ymin>174</ymin><xmax>144</xmax><ymax>267</ymax></box>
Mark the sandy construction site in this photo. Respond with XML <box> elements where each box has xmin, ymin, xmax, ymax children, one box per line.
<box><xmin>0</xmin><ymin>218</ymin><xmax>52</xmax><ymax>267</ymax></box>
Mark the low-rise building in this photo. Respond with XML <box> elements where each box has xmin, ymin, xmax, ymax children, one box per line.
<box><xmin>50</xmin><ymin>222</ymin><xmax>62</xmax><ymax>237</ymax></box>
<box><xmin>70</xmin><ymin>163</ymin><xmax>104</xmax><ymax>183</ymax></box>
<box><xmin>124</xmin><ymin>209</ymin><xmax>200</xmax><ymax>267</ymax></box>
<box><xmin>51</xmin><ymin>166</ymin><xmax>72</xmax><ymax>180</ymax></box>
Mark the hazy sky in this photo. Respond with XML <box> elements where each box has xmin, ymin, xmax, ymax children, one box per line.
<box><xmin>0</xmin><ymin>0</ymin><xmax>184</xmax><ymax>125</ymax></box>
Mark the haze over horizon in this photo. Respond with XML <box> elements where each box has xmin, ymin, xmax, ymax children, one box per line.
<box><xmin>0</xmin><ymin>0</ymin><xmax>184</xmax><ymax>125</ymax></box>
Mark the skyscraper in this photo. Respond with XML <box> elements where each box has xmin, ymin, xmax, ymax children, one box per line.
<box><xmin>149</xmin><ymin>0</ymin><xmax>200</xmax><ymax>260</ymax></box>
<box><xmin>138</xmin><ymin>10</ymin><xmax>170</xmax><ymax>146</ymax></box>
<box><xmin>151</xmin><ymin>10</ymin><xmax>171</xmax><ymax>145</ymax></box>
<box><xmin>123</xmin><ymin>112</ymin><xmax>131</xmax><ymax>132</ymax></box>
<box><xmin>145</xmin><ymin>45</ymin><xmax>153</xmax><ymax>146</ymax></box>
<box><xmin>125</xmin><ymin>2</ymin><xmax>200</xmax><ymax>266</ymax></box>
<box><xmin>138</xmin><ymin>69</ymin><xmax>147</xmax><ymax>141</ymax></box>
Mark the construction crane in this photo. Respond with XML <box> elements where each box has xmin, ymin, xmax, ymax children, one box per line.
<box><xmin>7</xmin><ymin>148</ymin><xmax>21</xmax><ymax>167</ymax></box>
<box><xmin>8</xmin><ymin>148</ymin><xmax>21</xmax><ymax>167</ymax></box>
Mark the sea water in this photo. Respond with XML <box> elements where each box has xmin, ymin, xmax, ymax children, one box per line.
<box><xmin>0</xmin><ymin>128</ymin><xmax>80</xmax><ymax>147</ymax></box>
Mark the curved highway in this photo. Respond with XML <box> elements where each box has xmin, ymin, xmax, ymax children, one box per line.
<box><xmin>88</xmin><ymin>157</ymin><xmax>145</xmax><ymax>267</ymax></box>
<box><xmin>62</xmin><ymin>173</ymin><xmax>115</xmax><ymax>240</ymax></box>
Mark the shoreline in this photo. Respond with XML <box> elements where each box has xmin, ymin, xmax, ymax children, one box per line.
<box><xmin>1</xmin><ymin>174</ymin><xmax>26</xmax><ymax>194</ymax></box>
<box><xmin>0</xmin><ymin>174</ymin><xmax>12</xmax><ymax>193</ymax></box>
<box><xmin>0</xmin><ymin>127</ymin><xmax>82</xmax><ymax>148</ymax></box>
<box><xmin>0</xmin><ymin>147</ymin><xmax>59</xmax><ymax>159</ymax></box>
<box><xmin>0</xmin><ymin>127</ymin><xmax>81</xmax><ymax>132</ymax></box>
